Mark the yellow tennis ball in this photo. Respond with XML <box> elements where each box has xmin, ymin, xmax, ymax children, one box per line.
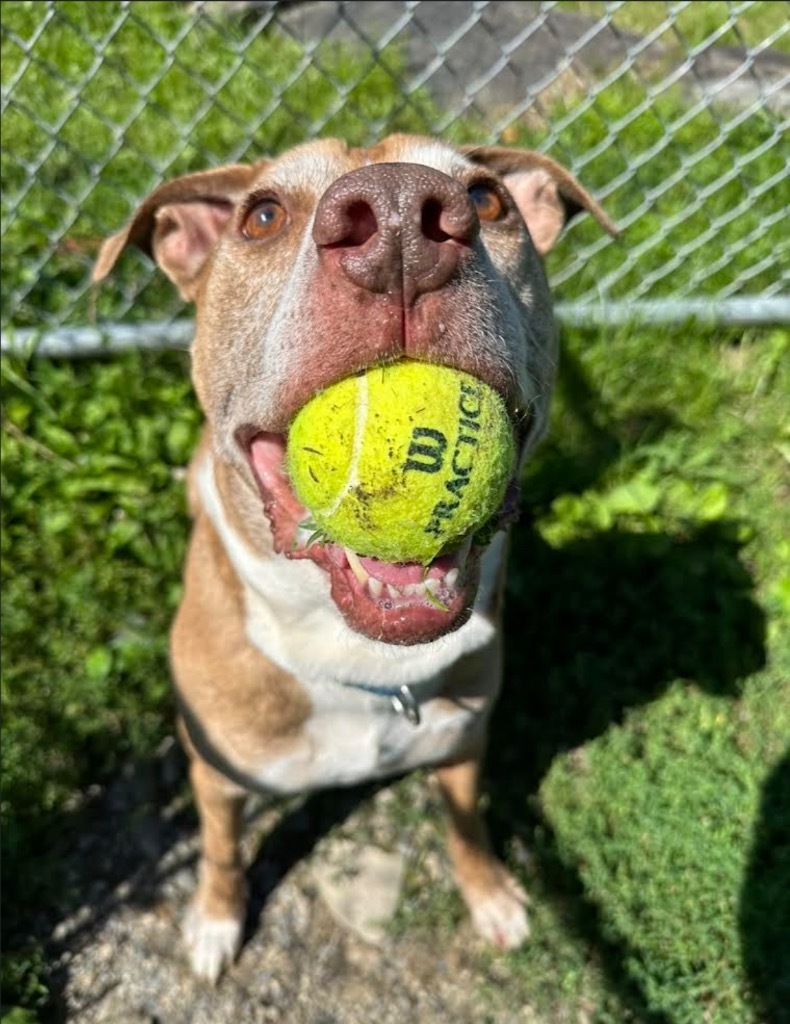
<box><xmin>287</xmin><ymin>360</ymin><xmax>515</xmax><ymax>564</ymax></box>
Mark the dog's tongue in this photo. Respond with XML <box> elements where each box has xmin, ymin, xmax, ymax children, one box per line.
<box><xmin>357</xmin><ymin>553</ymin><xmax>460</xmax><ymax>584</ymax></box>
<box><xmin>250</xmin><ymin>433</ymin><xmax>288</xmax><ymax>492</ymax></box>
<box><xmin>358</xmin><ymin>558</ymin><xmax>425</xmax><ymax>585</ymax></box>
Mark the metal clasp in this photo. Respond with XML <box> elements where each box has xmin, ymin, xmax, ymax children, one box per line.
<box><xmin>390</xmin><ymin>684</ymin><xmax>421</xmax><ymax>726</ymax></box>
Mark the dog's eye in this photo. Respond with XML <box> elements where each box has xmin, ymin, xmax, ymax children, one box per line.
<box><xmin>242</xmin><ymin>200</ymin><xmax>287</xmax><ymax>240</ymax></box>
<box><xmin>468</xmin><ymin>184</ymin><xmax>506</xmax><ymax>222</ymax></box>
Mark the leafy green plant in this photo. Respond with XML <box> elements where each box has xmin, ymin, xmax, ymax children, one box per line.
<box><xmin>1</xmin><ymin>943</ymin><xmax>48</xmax><ymax>1022</ymax></box>
<box><xmin>1</xmin><ymin>350</ymin><xmax>198</xmax><ymax>887</ymax></box>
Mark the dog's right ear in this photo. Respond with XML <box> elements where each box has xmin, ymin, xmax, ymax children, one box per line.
<box><xmin>462</xmin><ymin>145</ymin><xmax>617</xmax><ymax>256</ymax></box>
<box><xmin>92</xmin><ymin>163</ymin><xmax>262</xmax><ymax>300</ymax></box>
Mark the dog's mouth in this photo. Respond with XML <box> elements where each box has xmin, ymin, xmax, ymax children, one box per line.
<box><xmin>245</xmin><ymin>432</ymin><xmax>521</xmax><ymax>645</ymax></box>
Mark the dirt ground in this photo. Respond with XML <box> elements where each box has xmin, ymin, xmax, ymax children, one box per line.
<box><xmin>45</xmin><ymin>741</ymin><xmax>535</xmax><ymax>1024</ymax></box>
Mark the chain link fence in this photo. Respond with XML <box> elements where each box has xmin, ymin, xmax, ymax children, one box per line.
<box><xmin>2</xmin><ymin>1</ymin><xmax>788</xmax><ymax>356</ymax></box>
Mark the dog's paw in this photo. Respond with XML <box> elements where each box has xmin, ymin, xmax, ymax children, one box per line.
<box><xmin>183</xmin><ymin>903</ymin><xmax>243</xmax><ymax>983</ymax></box>
<box><xmin>467</xmin><ymin>868</ymin><xmax>530</xmax><ymax>950</ymax></box>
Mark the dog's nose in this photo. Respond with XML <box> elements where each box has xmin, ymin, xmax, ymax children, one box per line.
<box><xmin>313</xmin><ymin>163</ymin><xmax>479</xmax><ymax>304</ymax></box>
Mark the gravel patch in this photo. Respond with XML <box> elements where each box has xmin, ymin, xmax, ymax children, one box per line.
<box><xmin>39</xmin><ymin>741</ymin><xmax>533</xmax><ymax>1024</ymax></box>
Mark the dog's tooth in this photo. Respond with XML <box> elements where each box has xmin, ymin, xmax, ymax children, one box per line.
<box><xmin>344</xmin><ymin>547</ymin><xmax>369</xmax><ymax>585</ymax></box>
<box><xmin>423</xmin><ymin>577</ymin><xmax>441</xmax><ymax>595</ymax></box>
<box><xmin>445</xmin><ymin>568</ymin><xmax>460</xmax><ymax>589</ymax></box>
<box><xmin>368</xmin><ymin>576</ymin><xmax>383</xmax><ymax>598</ymax></box>
<box><xmin>386</xmin><ymin>583</ymin><xmax>401</xmax><ymax>599</ymax></box>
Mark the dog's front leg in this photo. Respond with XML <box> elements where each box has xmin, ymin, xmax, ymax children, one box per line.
<box><xmin>435</xmin><ymin>754</ymin><xmax>529</xmax><ymax>949</ymax></box>
<box><xmin>182</xmin><ymin>746</ymin><xmax>248</xmax><ymax>983</ymax></box>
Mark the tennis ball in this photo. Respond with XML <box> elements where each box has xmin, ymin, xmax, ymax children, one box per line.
<box><xmin>287</xmin><ymin>360</ymin><xmax>515</xmax><ymax>564</ymax></box>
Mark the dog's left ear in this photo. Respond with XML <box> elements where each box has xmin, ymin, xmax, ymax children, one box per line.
<box><xmin>463</xmin><ymin>145</ymin><xmax>617</xmax><ymax>256</ymax></box>
<box><xmin>92</xmin><ymin>163</ymin><xmax>263</xmax><ymax>299</ymax></box>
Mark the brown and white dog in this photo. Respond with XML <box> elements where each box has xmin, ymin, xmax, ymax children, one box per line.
<box><xmin>94</xmin><ymin>134</ymin><xmax>614</xmax><ymax>982</ymax></box>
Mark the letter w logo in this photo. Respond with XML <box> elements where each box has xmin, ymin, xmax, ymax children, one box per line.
<box><xmin>403</xmin><ymin>427</ymin><xmax>447</xmax><ymax>474</ymax></box>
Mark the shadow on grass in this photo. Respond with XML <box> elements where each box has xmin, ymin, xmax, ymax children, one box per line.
<box><xmin>495</xmin><ymin>518</ymin><xmax>765</xmax><ymax>794</ymax></box>
<box><xmin>739</xmin><ymin>751</ymin><xmax>790</xmax><ymax>1024</ymax></box>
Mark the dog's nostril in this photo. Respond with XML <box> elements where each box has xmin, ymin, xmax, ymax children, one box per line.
<box><xmin>335</xmin><ymin>200</ymin><xmax>378</xmax><ymax>248</ymax></box>
<box><xmin>314</xmin><ymin>197</ymin><xmax>378</xmax><ymax>250</ymax></box>
<box><xmin>347</xmin><ymin>201</ymin><xmax>378</xmax><ymax>245</ymax></box>
<box><xmin>421</xmin><ymin>198</ymin><xmax>451</xmax><ymax>243</ymax></box>
<box><xmin>423</xmin><ymin>195</ymin><xmax>479</xmax><ymax>245</ymax></box>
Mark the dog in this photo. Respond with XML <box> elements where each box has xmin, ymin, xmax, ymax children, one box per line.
<box><xmin>93</xmin><ymin>134</ymin><xmax>614</xmax><ymax>982</ymax></box>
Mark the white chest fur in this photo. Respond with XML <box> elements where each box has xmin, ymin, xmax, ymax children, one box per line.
<box><xmin>252</xmin><ymin>683</ymin><xmax>487</xmax><ymax>793</ymax></box>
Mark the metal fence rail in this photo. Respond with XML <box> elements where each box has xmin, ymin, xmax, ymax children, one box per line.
<box><xmin>1</xmin><ymin>1</ymin><xmax>788</xmax><ymax>356</ymax></box>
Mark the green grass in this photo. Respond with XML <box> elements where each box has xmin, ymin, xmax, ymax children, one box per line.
<box><xmin>2</xmin><ymin>2</ymin><xmax>789</xmax><ymax>1022</ymax></box>
<box><xmin>1</xmin><ymin>352</ymin><xmax>196</xmax><ymax>842</ymax></box>
<box><xmin>503</xmin><ymin>74</ymin><xmax>787</xmax><ymax>305</ymax></box>
<box><xmin>559</xmin><ymin>1</ymin><xmax>790</xmax><ymax>55</ymax></box>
